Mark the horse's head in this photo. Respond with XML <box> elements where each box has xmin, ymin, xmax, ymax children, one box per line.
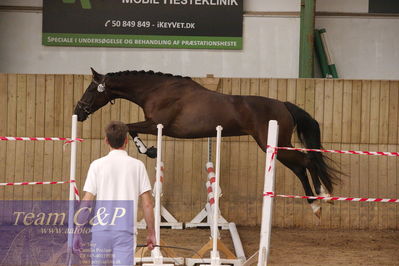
<box><xmin>74</xmin><ymin>68</ymin><xmax>114</xmax><ymax>122</ymax></box>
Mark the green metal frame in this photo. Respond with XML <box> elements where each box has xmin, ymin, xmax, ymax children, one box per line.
<box><xmin>299</xmin><ymin>0</ymin><xmax>316</xmax><ymax>78</ymax></box>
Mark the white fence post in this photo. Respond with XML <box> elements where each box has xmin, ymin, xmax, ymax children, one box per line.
<box><xmin>152</xmin><ymin>124</ymin><xmax>164</xmax><ymax>264</ymax></box>
<box><xmin>211</xmin><ymin>125</ymin><xmax>223</xmax><ymax>266</ymax></box>
<box><xmin>67</xmin><ymin>115</ymin><xmax>78</xmax><ymax>265</ymax></box>
<box><xmin>257</xmin><ymin>120</ymin><xmax>279</xmax><ymax>266</ymax></box>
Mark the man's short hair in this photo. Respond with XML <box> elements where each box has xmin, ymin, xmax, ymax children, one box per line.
<box><xmin>105</xmin><ymin>121</ymin><xmax>128</xmax><ymax>149</ymax></box>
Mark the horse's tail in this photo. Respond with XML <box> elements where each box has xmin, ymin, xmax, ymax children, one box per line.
<box><xmin>283</xmin><ymin>101</ymin><xmax>340</xmax><ymax>193</ymax></box>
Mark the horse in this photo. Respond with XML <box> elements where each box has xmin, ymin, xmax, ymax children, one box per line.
<box><xmin>74</xmin><ymin>68</ymin><xmax>340</xmax><ymax>217</ymax></box>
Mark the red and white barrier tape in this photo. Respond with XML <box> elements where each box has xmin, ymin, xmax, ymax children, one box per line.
<box><xmin>267</xmin><ymin>145</ymin><xmax>399</xmax><ymax>157</ymax></box>
<box><xmin>0</xmin><ymin>180</ymin><xmax>80</xmax><ymax>199</ymax></box>
<box><xmin>0</xmin><ymin>136</ymin><xmax>83</xmax><ymax>144</ymax></box>
<box><xmin>263</xmin><ymin>192</ymin><xmax>399</xmax><ymax>203</ymax></box>
<box><xmin>0</xmin><ymin>180</ymin><xmax>76</xmax><ymax>186</ymax></box>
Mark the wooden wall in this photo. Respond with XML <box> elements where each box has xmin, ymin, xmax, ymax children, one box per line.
<box><xmin>0</xmin><ymin>74</ymin><xmax>398</xmax><ymax>230</ymax></box>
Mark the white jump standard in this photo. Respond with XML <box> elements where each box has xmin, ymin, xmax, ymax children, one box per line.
<box><xmin>136</xmin><ymin>124</ymin><xmax>184</xmax><ymax>266</ymax></box>
<box><xmin>186</xmin><ymin>126</ymin><xmax>245</xmax><ymax>266</ymax></box>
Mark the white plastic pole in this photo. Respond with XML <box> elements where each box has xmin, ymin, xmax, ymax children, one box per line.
<box><xmin>257</xmin><ymin>121</ymin><xmax>279</xmax><ymax>266</ymax></box>
<box><xmin>152</xmin><ymin>124</ymin><xmax>163</xmax><ymax>263</ymax></box>
<box><xmin>211</xmin><ymin>126</ymin><xmax>222</xmax><ymax>266</ymax></box>
<box><xmin>67</xmin><ymin>115</ymin><xmax>78</xmax><ymax>265</ymax></box>
<box><xmin>69</xmin><ymin>114</ymin><xmax>78</xmax><ymax>201</ymax></box>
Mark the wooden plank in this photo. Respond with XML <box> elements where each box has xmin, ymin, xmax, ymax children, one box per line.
<box><xmin>274</xmin><ymin>79</ymin><xmax>288</xmax><ymax>227</ymax></box>
<box><xmin>228</xmin><ymin>138</ymin><xmax>240</xmax><ymax>223</ymax></box>
<box><xmin>0</xmin><ymin>142</ymin><xmax>7</xmax><ymax>201</ymax></box>
<box><xmin>24</xmin><ymin>75</ymin><xmax>36</xmax><ymax>200</ymax></box>
<box><xmin>386</xmin><ymin>144</ymin><xmax>397</xmax><ymax>229</ymax></box>
<box><xmin>256</xmin><ymin>79</ymin><xmax>267</xmax><ymax>224</ymax></box>
<box><xmin>54</xmin><ymin>75</ymin><xmax>64</xmax><ymax>137</ymax></box>
<box><xmin>304</xmin><ymin>79</ymin><xmax>315</xmax><ymax>116</ymax></box>
<box><xmin>191</xmin><ymin>138</ymin><xmax>204</xmax><ymax>220</ymax></box>
<box><xmin>0</xmin><ymin>74</ymin><xmax>7</xmax><ymax>136</ymax></box>
<box><xmin>14</xmin><ymin>75</ymin><xmax>27</xmax><ymax>200</ymax></box>
<box><xmin>247</xmin><ymin>78</ymin><xmax>259</xmax><ymax>226</ymax></box>
<box><xmin>377</xmin><ymin>144</ymin><xmax>388</xmax><ymax>229</ymax></box>
<box><xmin>239</xmin><ymin>78</ymin><xmax>250</xmax><ymax>142</ymax></box>
<box><xmin>16</xmin><ymin>75</ymin><xmax>27</xmax><ymax>137</ymax></box>
<box><xmin>369</xmin><ymin>81</ymin><xmax>380</xmax><ymax>144</ymax></box>
<box><xmin>7</xmin><ymin>74</ymin><xmax>17</xmax><ymax>136</ymax></box>
<box><xmin>173</xmin><ymin>140</ymin><xmax>184</xmax><ymax>220</ymax></box>
<box><xmin>52</xmin><ymin>142</ymin><xmax>63</xmax><ymax>200</ymax></box>
<box><xmin>378</xmin><ymin>81</ymin><xmax>389</xmax><ymax>144</ymax></box>
<box><xmin>283</xmin><ymin>79</ymin><xmax>296</xmax><ymax>227</ymax></box>
<box><xmin>5</xmin><ymin>142</ymin><xmax>16</xmax><ymax>200</ymax></box>
<box><xmin>368</xmin><ymin>144</ymin><xmax>379</xmax><ymax>229</ymax></box>
<box><xmin>349</xmin><ymin>144</ymin><xmax>360</xmax><ymax>229</ymax></box>
<box><xmin>330</xmin><ymin>143</ymin><xmax>341</xmax><ymax>229</ymax></box>
<box><xmin>339</xmin><ymin>143</ymin><xmax>351</xmax><ymax>229</ymax></box>
<box><xmin>332</xmin><ymin>80</ymin><xmax>343</xmax><ymax>143</ymax></box>
<box><xmin>45</xmin><ymin>75</ymin><xmax>55</xmax><ymax>137</ymax></box>
<box><xmin>322</xmin><ymin>80</ymin><xmax>333</xmax><ymax>143</ymax></box>
<box><xmin>34</xmin><ymin>75</ymin><xmax>45</xmax><ymax>200</ymax></box>
<box><xmin>341</xmin><ymin>80</ymin><xmax>352</xmax><ymax>143</ymax></box>
<box><xmin>42</xmin><ymin>142</ymin><xmax>54</xmax><ymax>200</ymax></box>
<box><xmin>63</xmin><ymin>75</ymin><xmax>74</xmax><ymax>138</ymax></box>
<box><xmin>182</xmin><ymin>140</ymin><xmax>193</xmax><ymax>221</ymax></box>
<box><xmin>359</xmin><ymin>143</ymin><xmax>370</xmax><ymax>229</ymax></box>
<box><xmin>314</xmin><ymin>79</ymin><xmax>324</xmax><ymax>143</ymax></box>
<box><xmin>351</xmin><ymin>81</ymin><xmax>362</xmax><ymax>143</ymax></box>
<box><xmin>388</xmin><ymin>81</ymin><xmax>399</xmax><ymax>144</ymax></box>
<box><xmin>360</xmin><ymin>81</ymin><xmax>371</xmax><ymax>144</ymax></box>
<box><xmin>0</xmin><ymin>74</ymin><xmax>7</xmax><ymax>203</ymax></box>
<box><xmin>259</xmin><ymin>78</ymin><xmax>269</xmax><ymax>98</ymax></box>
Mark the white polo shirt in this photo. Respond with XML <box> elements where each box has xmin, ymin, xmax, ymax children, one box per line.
<box><xmin>83</xmin><ymin>149</ymin><xmax>151</xmax><ymax>233</ymax></box>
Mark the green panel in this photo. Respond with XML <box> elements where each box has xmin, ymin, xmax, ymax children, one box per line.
<box><xmin>42</xmin><ymin>33</ymin><xmax>243</xmax><ymax>50</ymax></box>
<box><xmin>299</xmin><ymin>0</ymin><xmax>316</xmax><ymax>78</ymax></box>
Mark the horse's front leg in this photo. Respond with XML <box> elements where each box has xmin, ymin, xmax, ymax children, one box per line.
<box><xmin>126</xmin><ymin>121</ymin><xmax>158</xmax><ymax>158</ymax></box>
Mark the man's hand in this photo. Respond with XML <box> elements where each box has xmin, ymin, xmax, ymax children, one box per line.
<box><xmin>72</xmin><ymin>233</ymin><xmax>83</xmax><ymax>255</ymax></box>
<box><xmin>141</xmin><ymin>191</ymin><xmax>156</xmax><ymax>250</ymax></box>
<box><xmin>146</xmin><ymin>231</ymin><xmax>156</xmax><ymax>250</ymax></box>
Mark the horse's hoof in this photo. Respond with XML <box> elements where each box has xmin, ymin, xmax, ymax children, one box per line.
<box><xmin>146</xmin><ymin>147</ymin><xmax>157</xmax><ymax>158</ymax></box>
<box><xmin>311</xmin><ymin>202</ymin><xmax>322</xmax><ymax>219</ymax></box>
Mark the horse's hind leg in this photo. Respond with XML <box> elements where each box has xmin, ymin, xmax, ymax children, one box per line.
<box><xmin>308</xmin><ymin>167</ymin><xmax>334</xmax><ymax>204</ymax></box>
<box><xmin>126</xmin><ymin>121</ymin><xmax>158</xmax><ymax>158</ymax></box>
<box><xmin>277</xmin><ymin>150</ymin><xmax>322</xmax><ymax>218</ymax></box>
<box><xmin>252</xmin><ymin>133</ymin><xmax>321</xmax><ymax>217</ymax></box>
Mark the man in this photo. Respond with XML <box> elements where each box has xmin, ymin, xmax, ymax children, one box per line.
<box><xmin>73</xmin><ymin>121</ymin><xmax>155</xmax><ymax>265</ymax></box>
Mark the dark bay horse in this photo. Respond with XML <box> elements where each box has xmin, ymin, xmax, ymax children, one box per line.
<box><xmin>74</xmin><ymin>68</ymin><xmax>340</xmax><ymax>217</ymax></box>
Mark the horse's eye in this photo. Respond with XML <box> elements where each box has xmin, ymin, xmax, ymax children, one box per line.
<box><xmin>97</xmin><ymin>84</ymin><xmax>105</xmax><ymax>92</ymax></box>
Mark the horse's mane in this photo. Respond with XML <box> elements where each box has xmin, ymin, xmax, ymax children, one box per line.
<box><xmin>106</xmin><ymin>70</ymin><xmax>192</xmax><ymax>80</ymax></box>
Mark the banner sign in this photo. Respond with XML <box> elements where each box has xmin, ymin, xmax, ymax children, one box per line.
<box><xmin>42</xmin><ymin>0</ymin><xmax>243</xmax><ymax>49</ymax></box>
<box><xmin>0</xmin><ymin>200</ymin><xmax>134</xmax><ymax>266</ymax></box>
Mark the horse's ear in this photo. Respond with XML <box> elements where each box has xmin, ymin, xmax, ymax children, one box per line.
<box><xmin>90</xmin><ymin>67</ymin><xmax>105</xmax><ymax>84</ymax></box>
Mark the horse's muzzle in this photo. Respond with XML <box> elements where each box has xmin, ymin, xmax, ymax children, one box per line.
<box><xmin>74</xmin><ymin>103</ymin><xmax>89</xmax><ymax>122</ymax></box>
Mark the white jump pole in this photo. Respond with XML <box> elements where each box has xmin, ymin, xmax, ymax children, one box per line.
<box><xmin>257</xmin><ymin>120</ymin><xmax>279</xmax><ymax>266</ymax></box>
<box><xmin>210</xmin><ymin>126</ymin><xmax>222</xmax><ymax>266</ymax></box>
<box><xmin>67</xmin><ymin>115</ymin><xmax>78</xmax><ymax>265</ymax></box>
<box><xmin>152</xmin><ymin>124</ymin><xmax>164</xmax><ymax>264</ymax></box>
<box><xmin>69</xmin><ymin>114</ymin><xmax>78</xmax><ymax>201</ymax></box>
